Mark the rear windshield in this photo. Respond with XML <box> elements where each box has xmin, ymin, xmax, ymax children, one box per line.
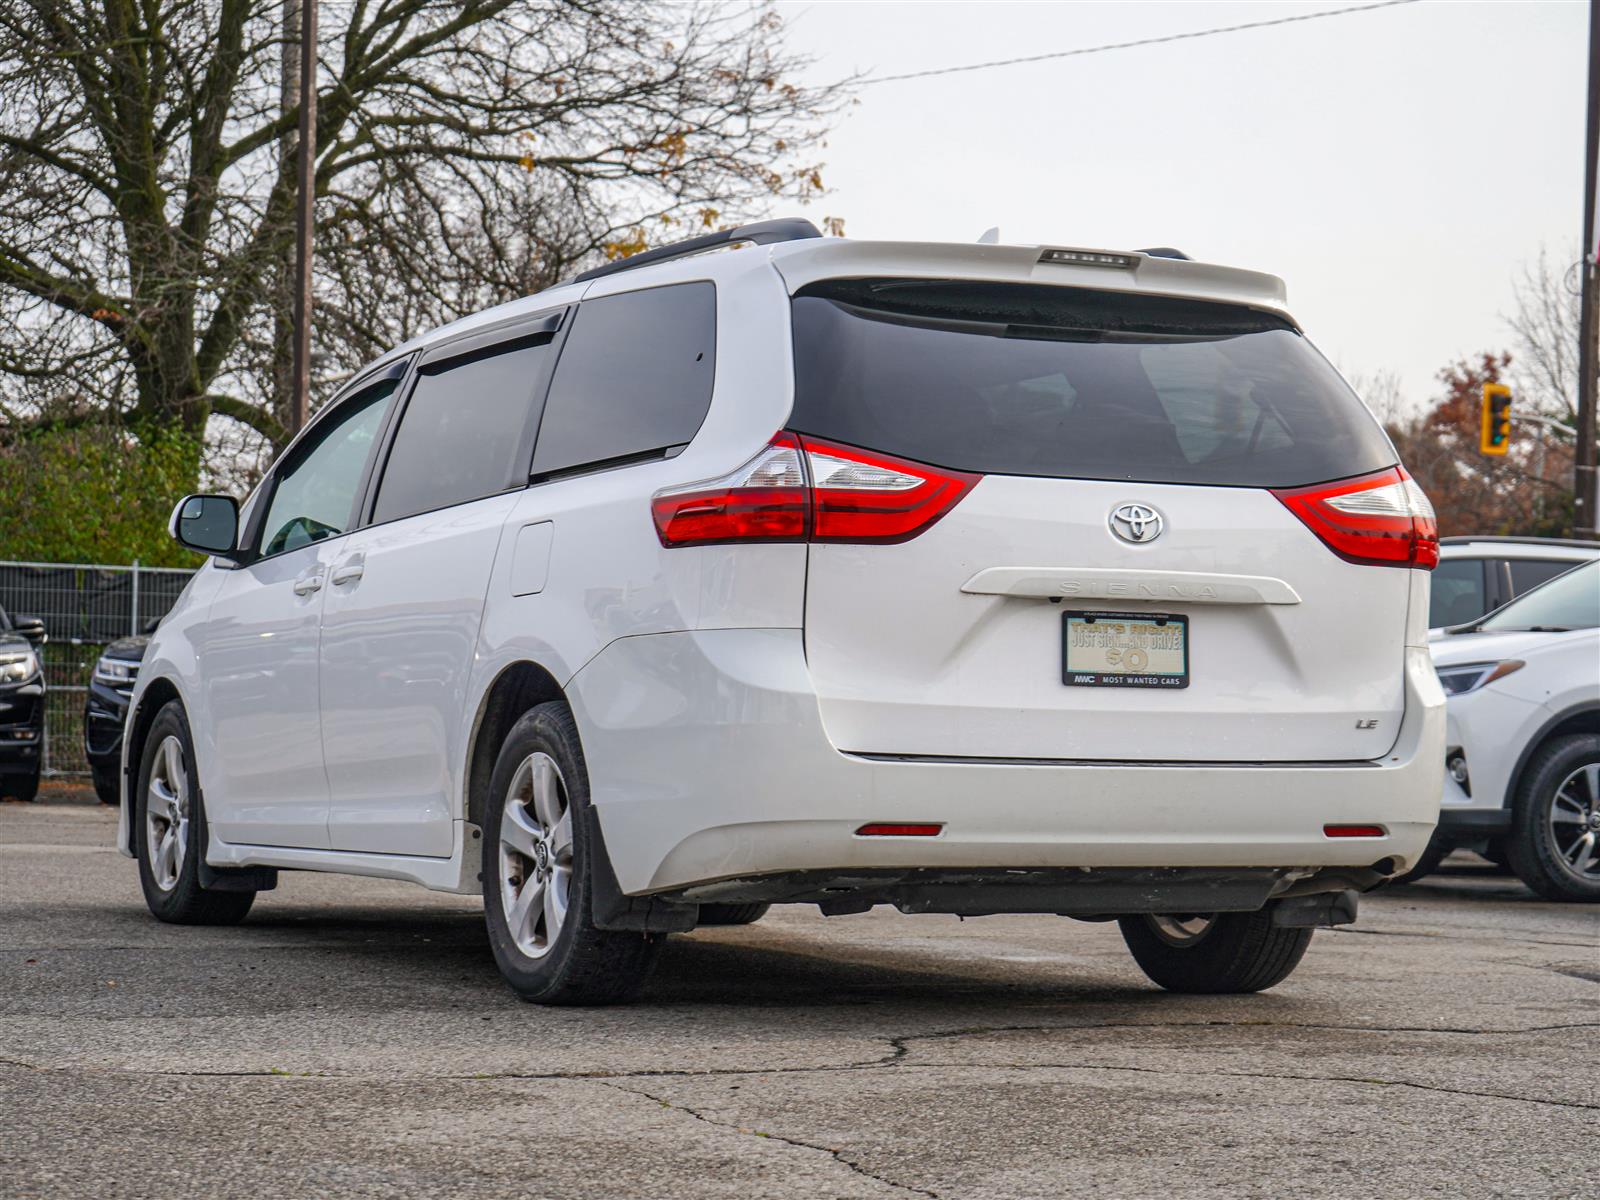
<box><xmin>789</xmin><ymin>280</ymin><xmax>1396</xmax><ymax>488</ymax></box>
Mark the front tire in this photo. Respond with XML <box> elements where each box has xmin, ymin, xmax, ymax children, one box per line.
<box><xmin>2</xmin><ymin>769</ymin><xmax>39</xmax><ymax>803</ymax></box>
<box><xmin>482</xmin><ymin>702</ymin><xmax>662</xmax><ymax>1005</ymax></box>
<box><xmin>1506</xmin><ymin>734</ymin><xmax>1600</xmax><ymax>903</ymax></box>
<box><xmin>1119</xmin><ymin>909</ymin><xmax>1313</xmax><ymax>994</ymax></box>
<box><xmin>135</xmin><ymin>701</ymin><xmax>255</xmax><ymax>925</ymax></box>
<box><xmin>91</xmin><ymin>763</ymin><xmax>120</xmax><ymax>806</ymax></box>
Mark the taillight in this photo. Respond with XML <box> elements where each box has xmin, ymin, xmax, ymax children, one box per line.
<box><xmin>1271</xmin><ymin>467</ymin><xmax>1438</xmax><ymax>570</ymax></box>
<box><xmin>652</xmin><ymin>434</ymin><xmax>977</xmax><ymax>547</ymax></box>
<box><xmin>651</xmin><ymin>433</ymin><xmax>809</xmax><ymax>547</ymax></box>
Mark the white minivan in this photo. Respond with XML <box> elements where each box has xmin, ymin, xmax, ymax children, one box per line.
<box><xmin>121</xmin><ymin>220</ymin><xmax>1444</xmax><ymax>1003</ymax></box>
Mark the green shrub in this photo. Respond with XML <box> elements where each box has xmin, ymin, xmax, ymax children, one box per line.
<box><xmin>0</xmin><ymin>425</ymin><xmax>203</xmax><ymax>567</ymax></box>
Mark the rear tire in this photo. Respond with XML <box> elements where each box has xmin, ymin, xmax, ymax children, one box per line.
<box><xmin>1505</xmin><ymin>734</ymin><xmax>1600</xmax><ymax>903</ymax></box>
<box><xmin>135</xmin><ymin>702</ymin><xmax>255</xmax><ymax>925</ymax></box>
<box><xmin>482</xmin><ymin>702</ymin><xmax>662</xmax><ymax>1005</ymax></box>
<box><xmin>697</xmin><ymin>902</ymin><xmax>771</xmax><ymax>927</ymax></box>
<box><xmin>91</xmin><ymin>764</ymin><xmax>120</xmax><ymax>806</ymax></box>
<box><xmin>1119</xmin><ymin>909</ymin><xmax>1313</xmax><ymax>994</ymax></box>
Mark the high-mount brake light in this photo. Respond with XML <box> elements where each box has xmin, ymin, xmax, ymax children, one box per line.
<box><xmin>1038</xmin><ymin>248</ymin><xmax>1138</xmax><ymax>269</ymax></box>
<box><xmin>652</xmin><ymin>435</ymin><xmax>978</xmax><ymax>548</ymax></box>
<box><xmin>1271</xmin><ymin>467</ymin><xmax>1438</xmax><ymax>570</ymax></box>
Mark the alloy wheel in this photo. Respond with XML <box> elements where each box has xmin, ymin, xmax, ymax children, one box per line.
<box><xmin>1145</xmin><ymin>912</ymin><xmax>1216</xmax><ymax>947</ymax></box>
<box><xmin>497</xmin><ymin>752</ymin><xmax>574</xmax><ymax>959</ymax></box>
<box><xmin>1548</xmin><ymin>762</ymin><xmax>1600</xmax><ymax>882</ymax></box>
<box><xmin>145</xmin><ymin>735</ymin><xmax>190</xmax><ymax>891</ymax></box>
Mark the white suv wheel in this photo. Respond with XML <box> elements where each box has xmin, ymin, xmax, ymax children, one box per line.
<box><xmin>496</xmin><ymin>752</ymin><xmax>574</xmax><ymax>959</ymax></box>
<box><xmin>144</xmin><ymin>734</ymin><xmax>190</xmax><ymax>892</ymax></box>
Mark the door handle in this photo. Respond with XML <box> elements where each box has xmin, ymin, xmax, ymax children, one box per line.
<box><xmin>292</xmin><ymin>571</ymin><xmax>324</xmax><ymax>596</ymax></box>
<box><xmin>330</xmin><ymin>555</ymin><xmax>364</xmax><ymax>586</ymax></box>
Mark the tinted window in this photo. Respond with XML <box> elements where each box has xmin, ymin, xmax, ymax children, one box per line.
<box><xmin>1481</xmin><ymin>560</ymin><xmax>1599</xmax><ymax>631</ymax></box>
<box><xmin>258</xmin><ymin>380</ymin><xmax>396</xmax><ymax>557</ymax></box>
<box><xmin>532</xmin><ymin>283</ymin><xmax>715</xmax><ymax>476</ymax></box>
<box><xmin>1508</xmin><ymin>558</ymin><xmax>1577</xmax><ymax>597</ymax></box>
<box><xmin>373</xmin><ymin>338</ymin><xmax>551</xmax><ymax>524</ymax></box>
<box><xmin>1429</xmin><ymin>558</ymin><xmax>1487</xmax><ymax>628</ymax></box>
<box><xmin>789</xmin><ymin>280</ymin><xmax>1397</xmax><ymax>488</ymax></box>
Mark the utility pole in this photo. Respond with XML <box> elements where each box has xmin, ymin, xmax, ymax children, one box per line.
<box><xmin>289</xmin><ymin>0</ymin><xmax>318</xmax><ymax>437</ymax></box>
<box><xmin>1576</xmin><ymin>0</ymin><xmax>1600</xmax><ymax>537</ymax></box>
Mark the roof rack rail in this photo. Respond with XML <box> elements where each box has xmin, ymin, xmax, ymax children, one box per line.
<box><xmin>570</xmin><ymin>217</ymin><xmax>823</xmax><ymax>284</ymax></box>
<box><xmin>1137</xmin><ymin>247</ymin><xmax>1191</xmax><ymax>260</ymax></box>
<box><xmin>1439</xmin><ymin>534</ymin><xmax>1600</xmax><ymax>548</ymax></box>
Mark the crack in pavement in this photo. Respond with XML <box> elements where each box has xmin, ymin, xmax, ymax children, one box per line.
<box><xmin>596</xmin><ymin>1077</ymin><xmax>941</xmax><ymax>1200</ymax></box>
<box><xmin>2</xmin><ymin>1019</ymin><xmax>1595</xmax><ymax>1082</ymax></box>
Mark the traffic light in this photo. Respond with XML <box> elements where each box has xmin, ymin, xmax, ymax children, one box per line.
<box><xmin>1481</xmin><ymin>383</ymin><xmax>1512</xmax><ymax>456</ymax></box>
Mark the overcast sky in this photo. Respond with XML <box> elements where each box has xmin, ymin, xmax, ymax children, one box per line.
<box><xmin>771</xmin><ymin>0</ymin><xmax>1589</xmax><ymax>414</ymax></box>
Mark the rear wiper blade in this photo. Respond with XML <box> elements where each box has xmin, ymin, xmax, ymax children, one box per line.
<box><xmin>1487</xmin><ymin>625</ymin><xmax>1573</xmax><ymax>633</ymax></box>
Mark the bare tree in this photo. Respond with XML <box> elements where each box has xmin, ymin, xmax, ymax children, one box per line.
<box><xmin>1506</xmin><ymin>244</ymin><xmax>1583</xmax><ymax>424</ymax></box>
<box><xmin>0</xmin><ymin>1</ymin><xmax>845</xmax><ymax>483</ymax></box>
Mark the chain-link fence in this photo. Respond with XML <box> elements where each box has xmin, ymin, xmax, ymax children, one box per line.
<box><xmin>0</xmin><ymin>561</ymin><xmax>194</xmax><ymax>775</ymax></box>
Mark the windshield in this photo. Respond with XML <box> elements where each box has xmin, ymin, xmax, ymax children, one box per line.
<box><xmin>789</xmin><ymin>279</ymin><xmax>1398</xmax><ymax>488</ymax></box>
<box><xmin>1479</xmin><ymin>560</ymin><xmax>1599</xmax><ymax>632</ymax></box>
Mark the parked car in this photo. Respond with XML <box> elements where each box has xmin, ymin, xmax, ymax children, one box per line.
<box><xmin>118</xmin><ymin>221</ymin><xmax>1444</xmax><ymax>1002</ymax></box>
<box><xmin>0</xmin><ymin>604</ymin><xmax>47</xmax><ymax>803</ymax></box>
<box><xmin>1421</xmin><ymin>559</ymin><xmax>1599</xmax><ymax>901</ymax></box>
<box><xmin>1429</xmin><ymin>536</ymin><xmax>1598</xmax><ymax>632</ymax></box>
<box><xmin>84</xmin><ymin>634</ymin><xmax>150</xmax><ymax>805</ymax></box>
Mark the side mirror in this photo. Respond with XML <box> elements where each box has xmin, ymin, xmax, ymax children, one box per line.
<box><xmin>170</xmin><ymin>494</ymin><xmax>240</xmax><ymax>559</ymax></box>
<box><xmin>10</xmin><ymin>615</ymin><xmax>45</xmax><ymax>646</ymax></box>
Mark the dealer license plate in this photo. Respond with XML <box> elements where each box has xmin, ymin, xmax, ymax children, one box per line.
<box><xmin>1062</xmin><ymin>611</ymin><xmax>1189</xmax><ymax>689</ymax></box>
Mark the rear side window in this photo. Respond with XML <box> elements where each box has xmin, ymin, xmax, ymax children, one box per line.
<box><xmin>1430</xmin><ymin>558</ymin><xmax>1488</xmax><ymax>628</ymax></box>
<box><xmin>532</xmin><ymin>283</ymin><xmax>715</xmax><ymax>477</ymax></box>
<box><xmin>373</xmin><ymin>338</ymin><xmax>552</xmax><ymax>524</ymax></box>
<box><xmin>1508</xmin><ymin>558</ymin><xmax>1577</xmax><ymax>597</ymax></box>
<box><xmin>789</xmin><ymin>280</ymin><xmax>1396</xmax><ymax>488</ymax></box>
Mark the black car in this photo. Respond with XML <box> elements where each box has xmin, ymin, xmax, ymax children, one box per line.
<box><xmin>84</xmin><ymin>634</ymin><xmax>149</xmax><ymax>806</ymax></box>
<box><xmin>0</xmin><ymin>605</ymin><xmax>47</xmax><ymax>802</ymax></box>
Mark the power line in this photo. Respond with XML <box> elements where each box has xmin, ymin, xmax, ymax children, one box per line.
<box><xmin>860</xmin><ymin>0</ymin><xmax>1421</xmax><ymax>86</ymax></box>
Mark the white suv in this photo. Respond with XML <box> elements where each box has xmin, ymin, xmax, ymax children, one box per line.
<box><xmin>120</xmin><ymin>220</ymin><xmax>1444</xmax><ymax>1003</ymax></box>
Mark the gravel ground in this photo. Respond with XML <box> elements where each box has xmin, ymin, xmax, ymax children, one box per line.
<box><xmin>2</xmin><ymin>783</ymin><xmax>1595</xmax><ymax>1199</ymax></box>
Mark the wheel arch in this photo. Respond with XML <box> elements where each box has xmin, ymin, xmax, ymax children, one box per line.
<box><xmin>121</xmin><ymin>676</ymin><xmax>185</xmax><ymax>855</ymax></box>
<box><xmin>1502</xmin><ymin>702</ymin><xmax>1600</xmax><ymax>809</ymax></box>
<box><xmin>464</xmin><ymin>660</ymin><xmax>569</xmax><ymax>832</ymax></box>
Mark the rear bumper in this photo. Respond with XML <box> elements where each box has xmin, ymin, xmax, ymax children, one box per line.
<box><xmin>568</xmin><ymin>629</ymin><xmax>1446</xmax><ymax>897</ymax></box>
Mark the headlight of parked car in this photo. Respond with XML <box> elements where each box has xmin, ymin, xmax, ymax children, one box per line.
<box><xmin>1435</xmin><ymin>659</ymin><xmax>1524</xmax><ymax>696</ymax></box>
<box><xmin>0</xmin><ymin>648</ymin><xmax>39</xmax><ymax>684</ymax></box>
<box><xmin>93</xmin><ymin>656</ymin><xmax>139</xmax><ymax>687</ymax></box>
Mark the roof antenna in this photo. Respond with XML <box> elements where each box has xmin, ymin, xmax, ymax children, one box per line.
<box><xmin>976</xmin><ymin>227</ymin><xmax>1000</xmax><ymax>244</ymax></box>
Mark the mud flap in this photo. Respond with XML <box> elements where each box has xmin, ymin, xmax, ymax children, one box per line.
<box><xmin>584</xmin><ymin>802</ymin><xmax>697</xmax><ymax>933</ymax></box>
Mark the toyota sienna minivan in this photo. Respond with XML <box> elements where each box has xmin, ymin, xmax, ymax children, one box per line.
<box><xmin>120</xmin><ymin>220</ymin><xmax>1444</xmax><ymax>1003</ymax></box>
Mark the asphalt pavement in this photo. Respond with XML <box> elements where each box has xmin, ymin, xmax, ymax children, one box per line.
<box><xmin>2</xmin><ymin>784</ymin><xmax>1594</xmax><ymax>1199</ymax></box>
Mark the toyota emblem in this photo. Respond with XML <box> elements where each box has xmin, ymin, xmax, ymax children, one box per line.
<box><xmin>1109</xmin><ymin>503</ymin><xmax>1164</xmax><ymax>544</ymax></box>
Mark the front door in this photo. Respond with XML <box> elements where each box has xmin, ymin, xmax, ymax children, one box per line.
<box><xmin>198</xmin><ymin>377</ymin><xmax>399</xmax><ymax>848</ymax></box>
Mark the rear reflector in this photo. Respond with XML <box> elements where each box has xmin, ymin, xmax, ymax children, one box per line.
<box><xmin>653</xmin><ymin>434</ymin><xmax>977</xmax><ymax>547</ymax></box>
<box><xmin>1272</xmin><ymin>467</ymin><xmax>1438</xmax><ymax>569</ymax></box>
<box><xmin>856</xmin><ymin>822</ymin><xmax>944</xmax><ymax>837</ymax></box>
<box><xmin>1323</xmin><ymin>824</ymin><xmax>1386</xmax><ymax>838</ymax></box>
